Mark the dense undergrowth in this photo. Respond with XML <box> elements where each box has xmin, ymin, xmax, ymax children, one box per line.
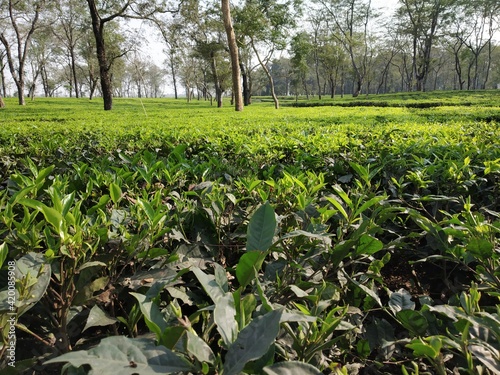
<box><xmin>0</xmin><ymin>91</ymin><xmax>499</xmax><ymax>374</ymax></box>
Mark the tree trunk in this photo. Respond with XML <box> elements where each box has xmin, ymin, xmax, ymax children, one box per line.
<box><xmin>416</xmin><ymin>76</ymin><xmax>425</xmax><ymax>92</ymax></box>
<box><xmin>210</xmin><ymin>52</ymin><xmax>223</xmax><ymax>108</ymax></box>
<box><xmin>349</xmin><ymin>48</ymin><xmax>363</xmax><ymax>97</ymax></box>
<box><xmin>340</xmin><ymin>69</ymin><xmax>345</xmax><ymax>98</ymax></box>
<box><xmin>0</xmin><ymin>95</ymin><xmax>5</xmax><ymax>108</ymax></box>
<box><xmin>453</xmin><ymin>43</ymin><xmax>464</xmax><ymax>90</ymax></box>
<box><xmin>352</xmin><ymin>78</ymin><xmax>362</xmax><ymax>97</ymax></box>
<box><xmin>482</xmin><ymin>40</ymin><xmax>492</xmax><ymax>89</ymax></box>
<box><xmin>251</xmin><ymin>39</ymin><xmax>278</xmax><ymax>109</ymax></box>
<box><xmin>41</xmin><ymin>65</ymin><xmax>50</xmax><ymax>97</ymax></box>
<box><xmin>239</xmin><ymin>55</ymin><xmax>250</xmax><ymax>106</ymax></box>
<box><xmin>89</xmin><ymin>69</ymin><xmax>98</xmax><ymax>100</ymax></box>
<box><xmin>315</xmin><ymin>63</ymin><xmax>321</xmax><ymax>100</ymax></box>
<box><xmin>170</xmin><ymin>56</ymin><xmax>178</xmax><ymax>99</ymax></box>
<box><xmin>70</xmin><ymin>47</ymin><xmax>80</xmax><ymax>98</ymax></box>
<box><xmin>313</xmin><ymin>34</ymin><xmax>321</xmax><ymax>100</ymax></box>
<box><xmin>87</xmin><ymin>0</ymin><xmax>113</xmax><ymax>110</ymax></box>
<box><xmin>0</xmin><ymin>56</ymin><xmax>7</xmax><ymax>97</ymax></box>
<box><xmin>329</xmin><ymin>76</ymin><xmax>335</xmax><ymax>99</ymax></box>
<box><xmin>222</xmin><ymin>0</ymin><xmax>243</xmax><ymax>111</ymax></box>
<box><xmin>15</xmin><ymin>81</ymin><xmax>25</xmax><ymax>105</ymax></box>
<box><xmin>303</xmin><ymin>77</ymin><xmax>309</xmax><ymax>99</ymax></box>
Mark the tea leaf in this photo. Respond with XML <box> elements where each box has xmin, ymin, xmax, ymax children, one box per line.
<box><xmin>137</xmin><ymin>198</ymin><xmax>155</xmax><ymax>223</ymax></box>
<box><xmin>466</xmin><ymin>238</ymin><xmax>493</xmax><ymax>259</ymax></box>
<box><xmin>130</xmin><ymin>292</ymin><xmax>168</xmax><ymax>339</ymax></box>
<box><xmin>0</xmin><ymin>242</ymin><xmax>7</xmax><ymax>269</ymax></box>
<box><xmin>407</xmin><ymin>341</ymin><xmax>437</xmax><ymax>359</ymax></box>
<box><xmin>83</xmin><ymin>305</ymin><xmax>117</xmax><ymax>332</ymax></box>
<box><xmin>396</xmin><ymin>310</ymin><xmax>428</xmax><ymax>336</ymax></box>
<box><xmin>355</xmin><ymin>234</ymin><xmax>383</xmax><ymax>256</ymax></box>
<box><xmin>236</xmin><ymin>251</ymin><xmax>266</xmax><ymax>288</ymax></box>
<box><xmin>389</xmin><ymin>289</ymin><xmax>415</xmax><ymax>314</ymax></box>
<box><xmin>353</xmin><ymin>195</ymin><xmax>386</xmax><ymax>218</ymax></box>
<box><xmin>247</xmin><ymin>202</ymin><xmax>276</xmax><ymax>251</ymax></box>
<box><xmin>263</xmin><ymin>361</ymin><xmax>322</xmax><ymax>375</ymax></box>
<box><xmin>192</xmin><ymin>267</ymin><xmax>225</xmax><ymax>303</ymax></box>
<box><xmin>214</xmin><ymin>293</ymin><xmax>238</xmax><ymax>347</ymax></box>
<box><xmin>45</xmin><ymin>336</ymin><xmax>194</xmax><ymax>374</ymax></box>
<box><xmin>469</xmin><ymin>344</ymin><xmax>500</xmax><ymax>373</ymax></box>
<box><xmin>109</xmin><ymin>182</ymin><xmax>122</xmax><ymax>204</ymax></box>
<box><xmin>14</xmin><ymin>252</ymin><xmax>51</xmax><ymax>315</ymax></box>
<box><xmin>186</xmin><ymin>331</ymin><xmax>215</xmax><ymax>364</ymax></box>
<box><xmin>223</xmin><ymin>309</ymin><xmax>283</xmax><ymax>375</ymax></box>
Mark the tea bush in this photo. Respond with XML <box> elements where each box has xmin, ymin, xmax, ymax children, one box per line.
<box><xmin>0</xmin><ymin>91</ymin><xmax>499</xmax><ymax>374</ymax></box>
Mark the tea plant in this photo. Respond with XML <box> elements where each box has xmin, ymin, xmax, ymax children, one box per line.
<box><xmin>0</xmin><ymin>91</ymin><xmax>499</xmax><ymax>374</ymax></box>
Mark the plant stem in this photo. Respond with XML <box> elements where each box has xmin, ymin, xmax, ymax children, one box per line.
<box><xmin>15</xmin><ymin>324</ymin><xmax>54</xmax><ymax>347</ymax></box>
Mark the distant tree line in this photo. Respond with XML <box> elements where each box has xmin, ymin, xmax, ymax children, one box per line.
<box><xmin>0</xmin><ymin>0</ymin><xmax>499</xmax><ymax>110</ymax></box>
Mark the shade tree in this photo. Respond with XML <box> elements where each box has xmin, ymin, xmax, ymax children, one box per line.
<box><xmin>290</xmin><ymin>31</ymin><xmax>313</xmax><ymax>99</ymax></box>
<box><xmin>394</xmin><ymin>0</ymin><xmax>457</xmax><ymax>92</ymax></box>
<box><xmin>222</xmin><ymin>0</ymin><xmax>242</xmax><ymax>111</ymax></box>
<box><xmin>315</xmin><ymin>0</ymin><xmax>378</xmax><ymax>97</ymax></box>
<box><xmin>86</xmin><ymin>0</ymin><xmax>179</xmax><ymax>110</ymax></box>
<box><xmin>52</xmin><ymin>0</ymin><xmax>89</xmax><ymax>98</ymax></box>
<box><xmin>235</xmin><ymin>0</ymin><xmax>302</xmax><ymax>109</ymax></box>
<box><xmin>452</xmin><ymin>0</ymin><xmax>500</xmax><ymax>89</ymax></box>
<box><xmin>27</xmin><ymin>25</ymin><xmax>62</xmax><ymax>98</ymax></box>
<box><xmin>0</xmin><ymin>0</ymin><xmax>46</xmax><ymax>105</ymax></box>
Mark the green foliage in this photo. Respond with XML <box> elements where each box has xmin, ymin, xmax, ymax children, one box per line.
<box><xmin>45</xmin><ymin>336</ymin><xmax>194</xmax><ymax>374</ymax></box>
<box><xmin>0</xmin><ymin>92</ymin><xmax>499</xmax><ymax>374</ymax></box>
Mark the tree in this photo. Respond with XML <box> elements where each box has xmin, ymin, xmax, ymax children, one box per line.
<box><xmin>53</xmin><ymin>0</ymin><xmax>88</xmax><ymax>98</ymax></box>
<box><xmin>444</xmin><ymin>21</ymin><xmax>467</xmax><ymax>90</ymax></box>
<box><xmin>187</xmin><ymin>1</ymin><xmax>232</xmax><ymax>107</ymax></box>
<box><xmin>238</xmin><ymin>44</ymin><xmax>254</xmax><ymax>105</ymax></box>
<box><xmin>290</xmin><ymin>32</ymin><xmax>312</xmax><ymax>98</ymax></box>
<box><xmin>0</xmin><ymin>0</ymin><xmax>45</xmax><ymax>105</ymax></box>
<box><xmin>150</xmin><ymin>17</ymin><xmax>183</xmax><ymax>99</ymax></box>
<box><xmin>453</xmin><ymin>0</ymin><xmax>500</xmax><ymax>89</ymax></box>
<box><xmin>316</xmin><ymin>0</ymin><xmax>377</xmax><ymax>97</ymax></box>
<box><xmin>194</xmin><ymin>40</ymin><xmax>230</xmax><ymax>107</ymax></box>
<box><xmin>236</xmin><ymin>0</ymin><xmax>302</xmax><ymax>109</ymax></box>
<box><xmin>309</xmin><ymin>14</ymin><xmax>324</xmax><ymax>99</ymax></box>
<box><xmin>0</xmin><ymin>48</ymin><xmax>7</xmax><ymax>97</ymax></box>
<box><xmin>144</xmin><ymin>63</ymin><xmax>165</xmax><ymax>97</ymax></box>
<box><xmin>316</xmin><ymin>32</ymin><xmax>347</xmax><ymax>98</ymax></box>
<box><xmin>79</xmin><ymin>29</ymin><xmax>100</xmax><ymax>99</ymax></box>
<box><xmin>86</xmin><ymin>0</ymin><xmax>126</xmax><ymax>110</ymax></box>
<box><xmin>395</xmin><ymin>0</ymin><xmax>456</xmax><ymax>91</ymax></box>
<box><xmin>222</xmin><ymin>0</ymin><xmax>243</xmax><ymax>111</ymax></box>
<box><xmin>28</xmin><ymin>25</ymin><xmax>60</xmax><ymax>98</ymax></box>
<box><xmin>86</xmin><ymin>0</ymin><xmax>174</xmax><ymax>110</ymax></box>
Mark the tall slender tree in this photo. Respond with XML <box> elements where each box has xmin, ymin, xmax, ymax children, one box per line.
<box><xmin>0</xmin><ymin>0</ymin><xmax>45</xmax><ymax>105</ymax></box>
<box><xmin>53</xmin><ymin>0</ymin><xmax>88</xmax><ymax>98</ymax></box>
<box><xmin>0</xmin><ymin>49</ymin><xmax>7</xmax><ymax>97</ymax></box>
<box><xmin>150</xmin><ymin>18</ymin><xmax>183</xmax><ymax>99</ymax></box>
<box><xmin>395</xmin><ymin>0</ymin><xmax>456</xmax><ymax>91</ymax></box>
<box><xmin>316</xmin><ymin>0</ymin><xmax>376</xmax><ymax>97</ymax></box>
<box><xmin>236</xmin><ymin>0</ymin><xmax>302</xmax><ymax>109</ymax></box>
<box><xmin>222</xmin><ymin>0</ymin><xmax>243</xmax><ymax>111</ymax></box>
